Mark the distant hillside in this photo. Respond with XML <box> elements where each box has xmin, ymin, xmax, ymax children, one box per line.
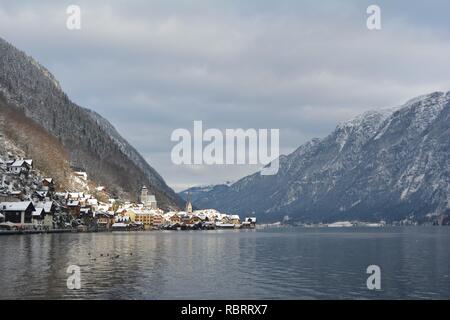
<box><xmin>0</xmin><ymin>36</ymin><xmax>183</xmax><ymax>209</ymax></box>
<box><xmin>191</xmin><ymin>92</ymin><xmax>450</xmax><ymax>223</ymax></box>
<box><xmin>0</xmin><ymin>96</ymin><xmax>73</xmax><ymax>190</ymax></box>
<box><xmin>179</xmin><ymin>181</ymin><xmax>235</xmax><ymax>204</ymax></box>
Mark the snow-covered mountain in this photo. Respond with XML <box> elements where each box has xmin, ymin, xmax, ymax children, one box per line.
<box><xmin>0</xmin><ymin>36</ymin><xmax>183</xmax><ymax>209</ymax></box>
<box><xmin>179</xmin><ymin>181</ymin><xmax>235</xmax><ymax>203</ymax></box>
<box><xmin>192</xmin><ymin>92</ymin><xmax>450</xmax><ymax>223</ymax></box>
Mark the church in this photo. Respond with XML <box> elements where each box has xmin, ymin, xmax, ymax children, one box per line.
<box><xmin>140</xmin><ymin>186</ymin><xmax>157</xmax><ymax>209</ymax></box>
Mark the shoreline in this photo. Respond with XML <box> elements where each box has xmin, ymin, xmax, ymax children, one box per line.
<box><xmin>1</xmin><ymin>224</ymin><xmax>448</xmax><ymax>236</ymax></box>
<box><xmin>0</xmin><ymin>228</ymin><xmax>95</xmax><ymax>236</ymax></box>
<box><xmin>0</xmin><ymin>227</ymin><xmax>254</xmax><ymax>236</ymax></box>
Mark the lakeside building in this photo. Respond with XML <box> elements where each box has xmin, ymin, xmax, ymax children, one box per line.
<box><xmin>241</xmin><ymin>217</ymin><xmax>257</xmax><ymax>229</ymax></box>
<box><xmin>152</xmin><ymin>213</ymin><xmax>165</xmax><ymax>227</ymax></box>
<box><xmin>0</xmin><ymin>156</ymin><xmax>251</xmax><ymax>232</ymax></box>
<box><xmin>134</xmin><ymin>211</ymin><xmax>152</xmax><ymax>229</ymax></box>
<box><xmin>67</xmin><ymin>200</ymin><xmax>81</xmax><ymax>217</ymax></box>
<box><xmin>0</xmin><ymin>201</ymin><xmax>35</xmax><ymax>224</ymax></box>
<box><xmin>168</xmin><ymin>213</ymin><xmax>181</xmax><ymax>224</ymax></box>
<box><xmin>32</xmin><ymin>208</ymin><xmax>45</xmax><ymax>226</ymax></box>
<box><xmin>95</xmin><ymin>212</ymin><xmax>115</xmax><ymax>230</ymax></box>
<box><xmin>134</xmin><ymin>207</ymin><xmax>165</xmax><ymax>230</ymax></box>
<box><xmin>230</xmin><ymin>215</ymin><xmax>241</xmax><ymax>225</ymax></box>
<box><xmin>31</xmin><ymin>201</ymin><xmax>56</xmax><ymax>228</ymax></box>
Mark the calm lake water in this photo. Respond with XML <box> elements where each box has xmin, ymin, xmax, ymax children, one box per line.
<box><xmin>0</xmin><ymin>227</ymin><xmax>449</xmax><ymax>299</ymax></box>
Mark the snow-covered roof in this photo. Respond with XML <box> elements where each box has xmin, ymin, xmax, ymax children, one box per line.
<box><xmin>9</xmin><ymin>159</ymin><xmax>33</xmax><ymax>167</ymax></box>
<box><xmin>0</xmin><ymin>201</ymin><xmax>34</xmax><ymax>211</ymax></box>
<box><xmin>74</xmin><ymin>172</ymin><xmax>87</xmax><ymax>180</ymax></box>
<box><xmin>135</xmin><ymin>209</ymin><xmax>162</xmax><ymax>216</ymax></box>
<box><xmin>87</xmin><ymin>199</ymin><xmax>98</xmax><ymax>205</ymax></box>
<box><xmin>35</xmin><ymin>190</ymin><xmax>49</xmax><ymax>197</ymax></box>
<box><xmin>0</xmin><ymin>213</ymin><xmax>4</xmax><ymax>218</ymax></box>
<box><xmin>68</xmin><ymin>192</ymin><xmax>83</xmax><ymax>199</ymax></box>
<box><xmin>112</xmin><ymin>222</ymin><xmax>127</xmax><ymax>228</ymax></box>
<box><xmin>32</xmin><ymin>208</ymin><xmax>44</xmax><ymax>216</ymax></box>
<box><xmin>135</xmin><ymin>211</ymin><xmax>152</xmax><ymax>215</ymax></box>
<box><xmin>98</xmin><ymin>205</ymin><xmax>110</xmax><ymax>211</ymax></box>
<box><xmin>11</xmin><ymin>160</ymin><xmax>27</xmax><ymax>167</ymax></box>
<box><xmin>94</xmin><ymin>211</ymin><xmax>111</xmax><ymax>217</ymax></box>
<box><xmin>34</xmin><ymin>201</ymin><xmax>54</xmax><ymax>213</ymax></box>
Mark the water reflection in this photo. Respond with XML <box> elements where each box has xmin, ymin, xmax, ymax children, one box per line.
<box><xmin>0</xmin><ymin>227</ymin><xmax>449</xmax><ymax>299</ymax></box>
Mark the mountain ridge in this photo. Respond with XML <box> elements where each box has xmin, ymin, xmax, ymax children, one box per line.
<box><xmin>0</xmin><ymin>36</ymin><xmax>183</xmax><ymax>209</ymax></box>
<box><xmin>188</xmin><ymin>91</ymin><xmax>450</xmax><ymax>222</ymax></box>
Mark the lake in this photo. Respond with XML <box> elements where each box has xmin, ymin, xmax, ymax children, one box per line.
<box><xmin>0</xmin><ymin>227</ymin><xmax>449</xmax><ymax>299</ymax></box>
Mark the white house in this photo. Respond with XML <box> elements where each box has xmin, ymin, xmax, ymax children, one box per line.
<box><xmin>9</xmin><ymin>159</ymin><xmax>32</xmax><ymax>174</ymax></box>
<box><xmin>74</xmin><ymin>171</ymin><xmax>88</xmax><ymax>181</ymax></box>
<box><xmin>32</xmin><ymin>208</ymin><xmax>45</xmax><ymax>226</ymax></box>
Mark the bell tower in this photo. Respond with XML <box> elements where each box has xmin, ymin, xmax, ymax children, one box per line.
<box><xmin>185</xmin><ymin>192</ymin><xmax>193</xmax><ymax>213</ymax></box>
<box><xmin>140</xmin><ymin>186</ymin><xmax>149</xmax><ymax>204</ymax></box>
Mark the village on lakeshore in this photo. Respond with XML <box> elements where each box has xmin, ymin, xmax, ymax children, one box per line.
<box><xmin>2</xmin><ymin>157</ymin><xmax>447</xmax><ymax>234</ymax></box>
<box><xmin>0</xmin><ymin>157</ymin><xmax>257</xmax><ymax>233</ymax></box>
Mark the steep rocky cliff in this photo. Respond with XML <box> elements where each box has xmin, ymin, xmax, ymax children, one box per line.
<box><xmin>189</xmin><ymin>92</ymin><xmax>450</xmax><ymax>222</ymax></box>
<box><xmin>0</xmin><ymin>37</ymin><xmax>183</xmax><ymax>209</ymax></box>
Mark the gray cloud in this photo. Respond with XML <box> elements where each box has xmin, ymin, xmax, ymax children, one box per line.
<box><xmin>1</xmin><ymin>0</ymin><xmax>450</xmax><ymax>190</ymax></box>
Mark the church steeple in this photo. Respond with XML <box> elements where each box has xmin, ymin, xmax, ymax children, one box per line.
<box><xmin>185</xmin><ymin>192</ymin><xmax>193</xmax><ymax>213</ymax></box>
<box><xmin>140</xmin><ymin>185</ymin><xmax>158</xmax><ymax>209</ymax></box>
<box><xmin>140</xmin><ymin>185</ymin><xmax>148</xmax><ymax>204</ymax></box>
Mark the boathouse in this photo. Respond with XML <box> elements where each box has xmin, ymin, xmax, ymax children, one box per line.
<box><xmin>0</xmin><ymin>201</ymin><xmax>35</xmax><ymax>224</ymax></box>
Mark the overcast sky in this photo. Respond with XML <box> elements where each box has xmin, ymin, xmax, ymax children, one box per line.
<box><xmin>1</xmin><ymin>0</ymin><xmax>450</xmax><ymax>191</ymax></box>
